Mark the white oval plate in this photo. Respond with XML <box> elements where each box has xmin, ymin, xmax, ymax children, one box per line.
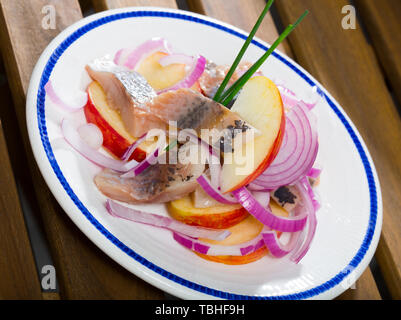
<box><xmin>26</xmin><ymin>7</ymin><xmax>382</xmax><ymax>300</ymax></box>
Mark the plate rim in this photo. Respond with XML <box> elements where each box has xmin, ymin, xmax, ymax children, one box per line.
<box><xmin>26</xmin><ymin>7</ymin><xmax>383</xmax><ymax>300</ymax></box>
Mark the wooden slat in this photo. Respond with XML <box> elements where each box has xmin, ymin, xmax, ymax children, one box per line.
<box><xmin>92</xmin><ymin>0</ymin><xmax>177</xmax><ymax>12</ymax></box>
<box><xmin>187</xmin><ymin>0</ymin><xmax>380</xmax><ymax>301</ymax></box>
<box><xmin>0</xmin><ymin>120</ymin><xmax>42</xmax><ymax>299</ymax></box>
<box><xmin>0</xmin><ymin>63</ymin><xmax>61</xmax><ymax>300</ymax></box>
<box><xmin>354</xmin><ymin>0</ymin><xmax>401</xmax><ymax>108</ymax></box>
<box><xmin>275</xmin><ymin>0</ymin><xmax>401</xmax><ymax>299</ymax></box>
<box><xmin>187</xmin><ymin>0</ymin><xmax>292</xmax><ymax>57</ymax></box>
<box><xmin>0</xmin><ymin>0</ymin><xmax>163</xmax><ymax>299</ymax></box>
<box><xmin>337</xmin><ymin>265</ymin><xmax>381</xmax><ymax>300</ymax></box>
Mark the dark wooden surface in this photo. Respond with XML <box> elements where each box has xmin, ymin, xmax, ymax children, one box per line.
<box><xmin>0</xmin><ymin>0</ymin><xmax>400</xmax><ymax>300</ymax></box>
<box><xmin>92</xmin><ymin>0</ymin><xmax>177</xmax><ymax>11</ymax></box>
<box><xmin>0</xmin><ymin>120</ymin><xmax>43</xmax><ymax>299</ymax></box>
<box><xmin>354</xmin><ymin>0</ymin><xmax>401</xmax><ymax>109</ymax></box>
<box><xmin>187</xmin><ymin>0</ymin><xmax>291</xmax><ymax>57</ymax></box>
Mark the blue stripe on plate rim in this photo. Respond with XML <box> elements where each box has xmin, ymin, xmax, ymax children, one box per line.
<box><xmin>35</xmin><ymin>10</ymin><xmax>378</xmax><ymax>300</ymax></box>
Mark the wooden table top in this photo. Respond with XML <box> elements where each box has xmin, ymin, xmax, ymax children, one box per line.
<box><xmin>0</xmin><ymin>0</ymin><xmax>399</xmax><ymax>300</ymax></box>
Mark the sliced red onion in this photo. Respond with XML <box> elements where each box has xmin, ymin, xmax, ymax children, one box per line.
<box><xmin>251</xmin><ymin>191</ymin><xmax>270</xmax><ymax>208</ymax></box>
<box><xmin>116</xmin><ymin>38</ymin><xmax>172</xmax><ymax>70</ymax></box>
<box><xmin>157</xmin><ymin>55</ymin><xmax>206</xmax><ymax>94</ymax></box>
<box><xmin>77</xmin><ymin>123</ymin><xmax>103</xmax><ymax>150</ymax></box>
<box><xmin>197</xmin><ymin>174</ymin><xmax>238</xmax><ymax>205</ymax></box>
<box><xmin>277</xmin><ymin>83</ymin><xmax>320</xmax><ymax>110</ymax></box>
<box><xmin>113</xmin><ymin>48</ymin><xmax>124</xmax><ymax>65</ymax></box>
<box><xmin>106</xmin><ymin>200</ymin><xmax>230</xmax><ymax>241</ymax></box>
<box><xmin>173</xmin><ymin>231</ymin><xmax>265</xmax><ymax>256</ymax></box>
<box><xmin>45</xmin><ymin>80</ymin><xmax>87</xmax><ymax>112</ymax></box>
<box><xmin>232</xmin><ymin>187</ymin><xmax>307</xmax><ymax>232</ymax></box>
<box><xmin>205</xmin><ymin>144</ymin><xmax>220</xmax><ymax>190</ymax></box>
<box><xmin>158</xmin><ymin>53</ymin><xmax>194</xmax><ymax>67</ymax></box>
<box><xmin>263</xmin><ymin>231</ymin><xmax>301</xmax><ymax>258</ymax></box>
<box><xmin>181</xmin><ymin>129</ymin><xmax>221</xmax><ymax>189</ymax></box>
<box><xmin>253</xmin><ymin>102</ymin><xmax>318</xmax><ymax>189</ymax></box>
<box><xmin>121</xmin><ymin>134</ymin><xmax>147</xmax><ymax>161</ymax></box>
<box><xmin>303</xmin><ymin>176</ymin><xmax>321</xmax><ymax>211</ymax></box>
<box><xmin>61</xmin><ymin>119</ymin><xmax>139</xmax><ymax>172</ymax></box>
<box><xmin>120</xmin><ymin>147</ymin><xmax>159</xmax><ymax>178</ymax></box>
<box><xmin>121</xmin><ymin>130</ymin><xmax>169</xmax><ymax>177</ymax></box>
<box><xmin>247</xmin><ymin>183</ymin><xmax>272</xmax><ymax>192</ymax></box>
<box><xmin>290</xmin><ymin>179</ymin><xmax>317</xmax><ymax>263</ymax></box>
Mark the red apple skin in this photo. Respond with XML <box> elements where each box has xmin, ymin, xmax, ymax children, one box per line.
<box><xmin>167</xmin><ymin>196</ymin><xmax>248</xmax><ymax>229</ymax></box>
<box><xmin>169</xmin><ymin>208</ymin><xmax>248</xmax><ymax>229</ymax></box>
<box><xmin>225</xmin><ymin>100</ymin><xmax>286</xmax><ymax>193</ymax></box>
<box><xmin>84</xmin><ymin>89</ymin><xmax>146</xmax><ymax>162</ymax></box>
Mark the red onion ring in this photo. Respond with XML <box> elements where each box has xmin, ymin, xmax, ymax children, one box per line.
<box><xmin>45</xmin><ymin>80</ymin><xmax>87</xmax><ymax>112</ymax></box>
<box><xmin>173</xmin><ymin>231</ymin><xmax>265</xmax><ymax>256</ymax></box>
<box><xmin>121</xmin><ymin>133</ymin><xmax>147</xmax><ymax>161</ymax></box>
<box><xmin>290</xmin><ymin>179</ymin><xmax>317</xmax><ymax>263</ymax></box>
<box><xmin>251</xmin><ymin>191</ymin><xmax>270</xmax><ymax>208</ymax></box>
<box><xmin>121</xmin><ymin>131</ymin><xmax>166</xmax><ymax>178</ymax></box>
<box><xmin>232</xmin><ymin>187</ymin><xmax>307</xmax><ymax>232</ymax></box>
<box><xmin>157</xmin><ymin>55</ymin><xmax>206</xmax><ymax>94</ymax></box>
<box><xmin>304</xmin><ymin>176</ymin><xmax>321</xmax><ymax>211</ymax></box>
<box><xmin>197</xmin><ymin>174</ymin><xmax>238</xmax><ymax>205</ymax></box>
<box><xmin>61</xmin><ymin>119</ymin><xmax>139</xmax><ymax>172</ymax></box>
<box><xmin>247</xmin><ymin>183</ymin><xmax>272</xmax><ymax>192</ymax></box>
<box><xmin>77</xmin><ymin>123</ymin><xmax>103</xmax><ymax>150</ymax></box>
<box><xmin>120</xmin><ymin>148</ymin><xmax>159</xmax><ymax>178</ymax></box>
<box><xmin>253</xmin><ymin>102</ymin><xmax>318</xmax><ymax>189</ymax></box>
<box><xmin>263</xmin><ymin>231</ymin><xmax>302</xmax><ymax>258</ymax></box>
<box><xmin>181</xmin><ymin>129</ymin><xmax>221</xmax><ymax>189</ymax></box>
<box><xmin>120</xmin><ymin>129</ymin><xmax>168</xmax><ymax>178</ymax></box>
<box><xmin>113</xmin><ymin>48</ymin><xmax>124</xmax><ymax>65</ymax></box>
<box><xmin>106</xmin><ymin>200</ymin><xmax>230</xmax><ymax>241</ymax></box>
<box><xmin>277</xmin><ymin>83</ymin><xmax>320</xmax><ymax>110</ymax></box>
<box><xmin>115</xmin><ymin>38</ymin><xmax>172</xmax><ymax>70</ymax></box>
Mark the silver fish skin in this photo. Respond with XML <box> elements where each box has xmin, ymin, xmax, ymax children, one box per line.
<box><xmin>86</xmin><ymin>55</ymin><xmax>163</xmax><ymax>137</ymax></box>
<box><xmin>87</xmin><ymin>55</ymin><xmax>156</xmax><ymax>106</ymax></box>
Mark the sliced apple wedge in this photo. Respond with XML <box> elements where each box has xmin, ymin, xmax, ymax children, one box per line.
<box><xmin>195</xmin><ymin>199</ymin><xmax>289</xmax><ymax>265</ymax></box>
<box><xmin>220</xmin><ymin>76</ymin><xmax>285</xmax><ymax>193</ymax></box>
<box><xmin>84</xmin><ymin>81</ymin><xmax>155</xmax><ymax>161</ymax></box>
<box><xmin>137</xmin><ymin>51</ymin><xmax>201</xmax><ymax>92</ymax></box>
<box><xmin>195</xmin><ymin>215</ymin><xmax>267</xmax><ymax>265</ymax></box>
<box><xmin>167</xmin><ymin>194</ymin><xmax>248</xmax><ymax>229</ymax></box>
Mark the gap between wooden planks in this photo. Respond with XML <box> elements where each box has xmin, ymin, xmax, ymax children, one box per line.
<box><xmin>187</xmin><ymin>0</ymin><xmax>292</xmax><ymax>58</ymax></box>
<box><xmin>0</xmin><ymin>62</ymin><xmax>61</xmax><ymax>300</ymax></box>
<box><xmin>0</xmin><ymin>118</ymin><xmax>43</xmax><ymax>299</ymax></box>
<box><xmin>354</xmin><ymin>0</ymin><xmax>401</xmax><ymax>111</ymax></box>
